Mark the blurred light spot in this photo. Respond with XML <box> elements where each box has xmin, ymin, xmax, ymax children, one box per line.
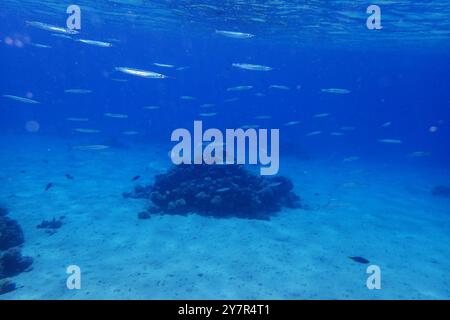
<box><xmin>429</xmin><ymin>126</ymin><xmax>438</xmax><ymax>133</ymax></box>
<box><xmin>4</xmin><ymin>37</ymin><xmax>13</xmax><ymax>45</ymax></box>
<box><xmin>26</xmin><ymin>92</ymin><xmax>34</xmax><ymax>98</ymax></box>
<box><xmin>25</xmin><ymin>120</ymin><xmax>40</xmax><ymax>133</ymax></box>
<box><xmin>14</xmin><ymin>39</ymin><xmax>24</xmax><ymax>48</ymax></box>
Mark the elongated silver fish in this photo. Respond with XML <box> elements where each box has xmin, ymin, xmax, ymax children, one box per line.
<box><xmin>378</xmin><ymin>139</ymin><xmax>403</xmax><ymax>144</ymax></box>
<box><xmin>26</xmin><ymin>21</ymin><xmax>78</xmax><ymax>35</ymax></box>
<box><xmin>180</xmin><ymin>96</ymin><xmax>196</xmax><ymax>100</ymax></box>
<box><xmin>306</xmin><ymin>131</ymin><xmax>322</xmax><ymax>136</ymax></box>
<box><xmin>66</xmin><ymin>117</ymin><xmax>89</xmax><ymax>122</ymax></box>
<box><xmin>284</xmin><ymin>121</ymin><xmax>301</xmax><ymax>126</ymax></box>
<box><xmin>115</xmin><ymin>67</ymin><xmax>168</xmax><ymax>79</ymax></box>
<box><xmin>104</xmin><ymin>113</ymin><xmax>128</xmax><ymax>119</ymax></box>
<box><xmin>64</xmin><ymin>89</ymin><xmax>92</xmax><ymax>94</ymax></box>
<box><xmin>76</xmin><ymin>39</ymin><xmax>112</xmax><ymax>48</ymax></box>
<box><xmin>142</xmin><ymin>106</ymin><xmax>160</xmax><ymax>110</ymax></box>
<box><xmin>216</xmin><ymin>30</ymin><xmax>255</xmax><ymax>39</ymax></box>
<box><xmin>122</xmin><ymin>131</ymin><xmax>139</xmax><ymax>136</ymax></box>
<box><xmin>227</xmin><ymin>85</ymin><xmax>253</xmax><ymax>91</ymax></box>
<box><xmin>2</xmin><ymin>94</ymin><xmax>40</xmax><ymax>104</ymax></box>
<box><xmin>232</xmin><ymin>63</ymin><xmax>272</xmax><ymax>71</ymax></box>
<box><xmin>51</xmin><ymin>33</ymin><xmax>73</xmax><ymax>39</ymax></box>
<box><xmin>321</xmin><ymin>88</ymin><xmax>351</xmax><ymax>94</ymax></box>
<box><xmin>153</xmin><ymin>63</ymin><xmax>175</xmax><ymax>68</ymax></box>
<box><xmin>313</xmin><ymin>113</ymin><xmax>331</xmax><ymax>118</ymax></box>
<box><xmin>269</xmin><ymin>85</ymin><xmax>290</xmax><ymax>90</ymax></box>
<box><xmin>73</xmin><ymin>128</ymin><xmax>101</xmax><ymax>134</ymax></box>
<box><xmin>73</xmin><ymin>144</ymin><xmax>109</xmax><ymax>150</ymax></box>
<box><xmin>30</xmin><ymin>43</ymin><xmax>52</xmax><ymax>48</ymax></box>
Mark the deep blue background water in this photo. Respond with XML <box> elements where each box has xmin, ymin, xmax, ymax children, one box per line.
<box><xmin>1</xmin><ymin>3</ymin><xmax>449</xmax><ymax>166</ymax></box>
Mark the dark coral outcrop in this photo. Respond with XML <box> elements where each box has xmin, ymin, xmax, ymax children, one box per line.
<box><xmin>127</xmin><ymin>164</ymin><xmax>301</xmax><ymax>220</ymax></box>
<box><xmin>0</xmin><ymin>247</ymin><xmax>33</xmax><ymax>278</ymax></box>
<box><xmin>0</xmin><ymin>215</ymin><xmax>24</xmax><ymax>251</ymax></box>
<box><xmin>0</xmin><ymin>206</ymin><xmax>33</xmax><ymax>295</ymax></box>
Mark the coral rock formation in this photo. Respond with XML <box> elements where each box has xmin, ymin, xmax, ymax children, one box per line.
<box><xmin>127</xmin><ymin>164</ymin><xmax>301</xmax><ymax>220</ymax></box>
<box><xmin>0</xmin><ymin>215</ymin><xmax>24</xmax><ymax>251</ymax></box>
<box><xmin>0</xmin><ymin>206</ymin><xmax>33</xmax><ymax>295</ymax></box>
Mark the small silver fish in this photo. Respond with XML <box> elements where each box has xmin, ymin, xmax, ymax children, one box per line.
<box><xmin>142</xmin><ymin>106</ymin><xmax>160</xmax><ymax>110</ymax></box>
<box><xmin>73</xmin><ymin>128</ymin><xmax>101</xmax><ymax>133</ymax></box>
<box><xmin>227</xmin><ymin>85</ymin><xmax>253</xmax><ymax>91</ymax></box>
<box><xmin>64</xmin><ymin>89</ymin><xmax>92</xmax><ymax>94</ymax></box>
<box><xmin>284</xmin><ymin>121</ymin><xmax>301</xmax><ymax>126</ymax></box>
<box><xmin>2</xmin><ymin>95</ymin><xmax>40</xmax><ymax>104</ymax></box>
<box><xmin>66</xmin><ymin>117</ymin><xmax>89</xmax><ymax>122</ymax></box>
<box><xmin>216</xmin><ymin>30</ymin><xmax>255</xmax><ymax>39</ymax></box>
<box><xmin>232</xmin><ymin>63</ymin><xmax>272</xmax><ymax>71</ymax></box>
<box><xmin>76</xmin><ymin>39</ymin><xmax>112</xmax><ymax>47</ymax></box>
<box><xmin>306</xmin><ymin>131</ymin><xmax>322</xmax><ymax>136</ymax></box>
<box><xmin>180</xmin><ymin>96</ymin><xmax>196</xmax><ymax>100</ymax></box>
<box><xmin>73</xmin><ymin>144</ymin><xmax>110</xmax><ymax>150</ymax></box>
<box><xmin>30</xmin><ymin>43</ymin><xmax>52</xmax><ymax>48</ymax></box>
<box><xmin>122</xmin><ymin>131</ymin><xmax>139</xmax><ymax>136</ymax></box>
<box><xmin>104</xmin><ymin>113</ymin><xmax>128</xmax><ymax>119</ymax></box>
<box><xmin>51</xmin><ymin>33</ymin><xmax>73</xmax><ymax>39</ymax></box>
<box><xmin>115</xmin><ymin>67</ymin><xmax>168</xmax><ymax>79</ymax></box>
<box><xmin>26</xmin><ymin>21</ymin><xmax>78</xmax><ymax>35</ymax></box>
<box><xmin>378</xmin><ymin>139</ymin><xmax>403</xmax><ymax>144</ymax></box>
<box><xmin>153</xmin><ymin>63</ymin><xmax>175</xmax><ymax>68</ymax></box>
<box><xmin>321</xmin><ymin>88</ymin><xmax>351</xmax><ymax>94</ymax></box>
<box><xmin>269</xmin><ymin>85</ymin><xmax>290</xmax><ymax>90</ymax></box>
<box><xmin>267</xmin><ymin>182</ymin><xmax>283</xmax><ymax>188</ymax></box>
<box><xmin>313</xmin><ymin>113</ymin><xmax>330</xmax><ymax>118</ymax></box>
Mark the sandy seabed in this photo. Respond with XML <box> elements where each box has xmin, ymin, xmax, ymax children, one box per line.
<box><xmin>1</xmin><ymin>135</ymin><xmax>449</xmax><ymax>300</ymax></box>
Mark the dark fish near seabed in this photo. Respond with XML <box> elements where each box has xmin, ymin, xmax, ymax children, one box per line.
<box><xmin>65</xmin><ymin>174</ymin><xmax>74</xmax><ymax>180</ymax></box>
<box><xmin>45</xmin><ymin>183</ymin><xmax>53</xmax><ymax>191</ymax></box>
<box><xmin>349</xmin><ymin>256</ymin><xmax>370</xmax><ymax>264</ymax></box>
<box><xmin>132</xmin><ymin>175</ymin><xmax>141</xmax><ymax>181</ymax></box>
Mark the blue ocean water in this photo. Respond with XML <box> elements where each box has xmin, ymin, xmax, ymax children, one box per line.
<box><xmin>0</xmin><ymin>1</ymin><xmax>449</xmax><ymax>299</ymax></box>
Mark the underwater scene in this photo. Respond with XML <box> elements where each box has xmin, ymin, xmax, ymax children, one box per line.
<box><xmin>0</xmin><ymin>0</ymin><xmax>449</xmax><ymax>300</ymax></box>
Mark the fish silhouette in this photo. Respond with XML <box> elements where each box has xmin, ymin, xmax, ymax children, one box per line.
<box><xmin>349</xmin><ymin>256</ymin><xmax>370</xmax><ymax>264</ymax></box>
